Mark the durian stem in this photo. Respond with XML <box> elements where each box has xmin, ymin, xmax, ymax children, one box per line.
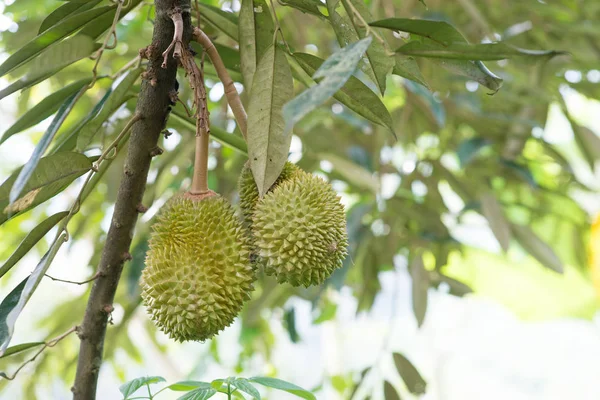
<box><xmin>193</xmin><ymin>27</ymin><xmax>248</xmax><ymax>139</ymax></box>
<box><xmin>190</xmin><ymin>128</ymin><xmax>209</xmax><ymax>194</ymax></box>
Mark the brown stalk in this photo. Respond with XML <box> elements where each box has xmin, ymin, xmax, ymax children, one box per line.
<box><xmin>193</xmin><ymin>27</ymin><xmax>248</xmax><ymax>139</ymax></box>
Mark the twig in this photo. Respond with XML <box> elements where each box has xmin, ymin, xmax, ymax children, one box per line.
<box><xmin>342</xmin><ymin>0</ymin><xmax>392</xmax><ymax>56</ymax></box>
<box><xmin>45</xmin><ymin>272</ymin><xmax>102</xmax><ymax>286</ymax></box>
<box><xmin>91</xmin><ymin>0</ymin><xmax>126</xmax><ymax>86</ymax></box>
<box><xmin>162</xmin><ymin>8</ymin><xmax>184</xmax><ymax>68</ymax></box>
<box><xmin>111</xmin><ymin>55</ymin><xmax>142</xmax><ymax>80</ymax></box>
<box><xmin>1</xmin><ymin>327</ymin><xmax>77</xmax><ymax>381</ymax></box>
<box><xmin>268</xmin><ymin>0</ymin><xmax>292</xmax><ymax>53</ymax></box>
<box><xmin>192</xmin><ymin>27</ymin><xmax>247</xmax><ymax>139</ymax></box>
<box><xmin>93</xmin><ymin>113</ymin><xmax>143</xmax><ymax>169</ymax></box>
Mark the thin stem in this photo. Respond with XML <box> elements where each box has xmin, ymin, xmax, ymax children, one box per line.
<box><xmin>268</xmin><ymin>0</ymin><xmax>292</xmax><ymax>53</ymax></box>
<box><xmin>94</xmin><ymin>113</ymin><xmax>143</xmax><ymax>169</ymax></box>
<box><xmin>1</xmin><ymin>326</ymin><xmax>77</xmax><ymax>381</ymax></box>
<box><xmin>193</xmin><ymin>27</ymin><xmax>247</xmax><ymax>139</ymax></box>
<box><xmin>45</xmin><ymin>271</ymin><xmax>102</xmax><ymax>286</ymax></box>
<box><xmin>227</xmin><ymin>383</ymin><xmax>232</xmax><ymax>400</ymax></box>
<box><xmin>190</xmin><ymin>128</ymin><xmax>209</xmax><ymax>194</ymax></box>
<box><xmin>342</xmin><ymin>0</ymin><xmax>392</xmax><ymax>55</ymax></box>
<box><xmin>91</xmin><ymin>0</ymin><xmax>126</xmax><ymax>86</ymax></box>
<box><xmin>146</xmin><ymin>383</ymin><xmax>153</xmax><ymax>399</ymax></box>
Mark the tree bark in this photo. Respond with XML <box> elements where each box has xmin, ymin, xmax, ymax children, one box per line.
<box><xmin>72</xmin><ymin>1</ymin><xmax>191</xmax><ymax>398</ymax></box>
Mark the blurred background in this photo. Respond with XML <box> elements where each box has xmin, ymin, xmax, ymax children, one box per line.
<box><xmin>0</xmin><ymin>0</ymin><xmax>599</xmax><ymax>399</ymax></box>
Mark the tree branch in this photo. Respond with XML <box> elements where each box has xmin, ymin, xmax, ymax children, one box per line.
<box><xmin>72</xmin><ymin>1</ymin><xmax>192</xmax><ymax>398</ymax></box>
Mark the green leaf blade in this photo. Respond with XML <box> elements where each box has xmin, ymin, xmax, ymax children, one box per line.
<box><xmin>0</xmin><ymin>211</ymin><xmax>69</xmax><ymax>279</ymax></box>
<box><xmin>232</xmin><ymin>378</ymin><xmax>262</xmax><ymax>399</ymax></box>
<box><xmin>247</xmin><ymin>45</ymin><xmax>294</xmax><ymax>196</ymax></box>
<box><xmin>9</xmin><ymin>91</ymin><xmax>82</xmax><ymax>207</ymax></box>
<box><xmin>177</xmin><ymin>387</ymin><xmax>218</xmax><ymax>400</ymax></box>
<box><xmin>293</xmin><ymin>51</ymin><xmax>395</xmax><ymax>135</ymax></box>
<box><xmin>1</xmin><ymin>77</ymin><xmax>93</xmax><ymax>145</ymax></box>
<box><xmin>479</xmin><ymin>193</ymin><xmax>511</xmax><ymax>252</ymax></box>
<box><xmin>249</xmin><ymin>377</ymin><xmax>316</xmax><ymax>400</ymax></box>
<box><xmin>76</xmin><ymin>67</ymin><xmax>142</xmax><ymax>151</ymax></box>
<box><xmin>119</xmin><ymin>376</ymin><xmax>166</xmax><ymax>399</ymax></box>
<box><xmin>38</xmin><ymin>0</ymin><xmax>103</xmax><ymax>34</ymax></box>
<box><xmin>410</xmin><ymin>252</ymin><xmax>428</xmax><ymax>327</ymax></box>
<box><xmin>0</xmin><ymin>6</ymin><xmax>113</xmax><ymax>77</ymax></box>
<box><xmin>392</xmin><ymin>353</ymin><xmax>427</xmax><ymax>395</ymax></box>
<box><xmin>0</xmin><ymin>152</ymin><xmax>93</xmax><ymax>225</ymax></box>
<box><xmin>0</xmin><ymin>341</ymin><xmax>44</xmax><ymax>359</ymax></box>
<box><xmin>511</xmin><ymin>224</ymin><xmax>564</xmax><ymax>274</ymax></box>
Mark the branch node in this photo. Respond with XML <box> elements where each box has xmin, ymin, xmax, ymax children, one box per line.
<box><xmin>149</xmin><ymin>146</ymin><xmax>164</xmax><ymax>157</ymax></box>
<box><xmin>136</xmin><ymin>203</ymin><xmax>148</xmax><ymax>213</ymax></box>
<box><xmin>162</xmin><ymin>129</ymin><xmax>173</xmax><ymax>138</ymax></box>
<box><xmin>122</xmin><ymin>251</ymin><xmax>133</xmax><ymax>261</ymax></box>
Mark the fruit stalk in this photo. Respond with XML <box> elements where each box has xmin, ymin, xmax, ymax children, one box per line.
<box><xmin>72</xmin><ymin>1</ymin><xmax>192</xmax><ymax>398</ymax></box>
<box><xmin>193</xmin><ymin>27</ymin><xmax>248</xmax><ymax>139</ymax></box>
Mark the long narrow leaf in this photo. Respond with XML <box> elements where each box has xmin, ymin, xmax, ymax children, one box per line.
<box><xmin>0</xmin><ymin>236</ymin><xmax>64</xmax><ymax>355</ymax></box>
<box><xmin>9</xmin><ymin>91</ymin><xmax>82</xmax><ymax>207</ymax></box>
<box><xmin>0</xmin><ymin>211</ymin><xmax>69</xmax><ymax>279</ymax></box>
<box><xmin>1</xmin><ymin>77</ymin><xmax>94</xmax><ymax>144</ymax></box>
<box><xmin>0</xmin><ymin>6</ymin><xmax>113</xmax><ymax>77</ymax></box>
<box><xmin>38</xmin><ymin>0</ymin><xmax>103</xmax><ymax>34</ymax></box>
<box><xmin>247</xmin><ymin>45</ymin><xmax>294</xmax><ymax>196</ymax></box>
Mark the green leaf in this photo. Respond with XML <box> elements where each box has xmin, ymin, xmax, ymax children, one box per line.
<box><xmin>169</xmin><ymin>381</ymin><xmax>213</xmax><ymax>391</ymax></box>
<box><xmin>457</xmin><ymin>138</ymin><xmax>491</xmax><ymax>167</ymax></box>
<box><xmin>479</xmin><ymin>192</ymin><xmax>511</xmax><ymax>252</ymax></box>
<box><xmin>197</xmin><ymin>3</ymin><xmax>239</xmax><ymax>40</ymax></box>
<box><xmin>410</xmin><ymin>252</ymin><xmax>428</xmax><ymax>327</ymax></box>
<box><xmin>249</xmin><ymin>377</ymin><xmax>316</xmax><ymax>400</ymax></box>
<box><xmin>247</xmin><ymin>45</ymin><xmax>294</xmax><ymax>196</ymax></box>
<box><xmin>313</xmin><ymin>301</ymin><xmax>337</xmax><ymax>324</ymax></box>
<box><xmin>392</xmin><ymin>353</ymin><xmax>427</xmax><ymax>395</ymax></box>
<box><xmin>283</xmin><ymin>307</ymin><xmax>300</xmax><ymax>343</ymax></box>
<box><xmin>397</xmin><ymin>41</ymin><xmax>564</xmax><ymax>60</ymax></box>
<box><xmin>49</xmin><ymin>80</ymin><xmax>112</xmax><ymax>154</ymax></box>
<box><xmin>170</xmin><ymin>109</ymin><xmax>247</xmax><ymax>154</ymax></box>
<box><xmin>119</xmin><ymin>376</ymin><xmax>166</xmax><ymax>399</ymax></box>
<box><xmin>177</xmin><ymin>388</ymin><xmax>218</xmax><ymax>400</ymax></box>
<box><xmin>0</xmin><ymin>6</ymin><xmax>113</xmax><ymax>77</ymax></box>
<box><xmin>510</xmin><ymin>224</ymin><xmax>564</xmax><ymax>274</ymax></box>
<box><xmin>438</xmin><ymin>275</ymin><xmax>473</xmax><ymax>297</ymax></box>
<box><xmin>340</xmin><ymin>0</ymin><xmax>394</xmax><ymax>94</ymax></box>
<box><xmin>369</xmin><ymin>18</ymin><xmax>467</xmax><ymax>46</ymax></box>
<box><xmin>1</xmin><ymin>77</ymin><xmax>93</xmax><ymax>145</ymax></box>
<box><xmin>232</xmin><ymin>378</ymin><xmax>262</xmax><ymax>399</ymax></box>
<box><xmin>76</xmin><ymin>67</ymin><xmax>142</xmax><ymax>151</ymax></box>
<box><xmin>317</xmin><ymin>153</ymin><xmax>379</xmax><ymax>193</ymax></box>
<box><xmin>0</xmin><ymin>152</ymin><xmax>92</xmax><ymax>225</ymax></box>
<box><xmin>0</xmin><ymin>237</ymin><xmax>64</xmax><ymax>355</ymax></box>
<box><xmin>438</xmin><ymin>58</ymin><xmax>503</xmax><ymax>92</ymax></box>
<box><xmin>0</xmin><ymin>211</ymin><xmax>69</xmax><ymax>279</ymax></box>
<box><xmin>77</xmin><ymin>0</ymin><xmax>142</xmax><ymax>40</ymax></box>
<box><xmin>239</xmin><ymin>0</ymin><xmax>275</xmax><ymax>91</ymax></box>
<box><xmin>566</xmin><ymin>114</ymin><xmax>600</xmax><ymax>170</ymax></box>
<box><xmin>284</xmin><ymin>37</ymin><xmax>375</xmax><ymax>131</ymax></box>
<box><xmin>325</xmin><ymin>0</ymin><xmax>360</xmax><ymax>51</ymax></box>
<box><xmin>0</xmin><ymin>36</ymin><xmax>99</xmax><ymax>101</ymax></box>
<box><xmin>0</xmin><ymin>341</ymin><xmax>44</xmax><ymax>359</ymax></box>
<box><xmin>279</xmin><ymin>0</ymin><xmax>328</xmax><ymax>19</ymax></box>
<box><xmin>293</xmin><ymin>52</ymin><xmax>394</xmax><ymax>132</ymax></box>
<box><xmin>38</xmin><ymin>0</ymin><xmax>103</xmax><ymax>34</ymax></box>
<box><xmin>383</xmin><ymin>381</ymin><xmax>402</xmax><ymax>400</ymax></box>
<box><xmin>369</xmin><ymin>18</ymin><xmax>504</xmax><ymax>91</ymax></box>
<box><xmin>393</xmin><ymin>54</ymin><xmax>429</xmax><ymax>89</ymax></box>
<box><xmin>9</xmin><ymin>91</ymin><xmax>82</xmax><ymax>208</ymax></box>
<box><xmin>0</xmin><ymin>278</ymin><xmax>27</xmax><ymax>357</ymax></box>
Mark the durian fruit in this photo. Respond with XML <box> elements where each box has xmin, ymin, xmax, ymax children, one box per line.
<box><xmin>252</xmin><ymin>171</ymin><xmax>349</xmax><ymax>287</ymax></box>
<box><xmin>238</xmin><ymin>161</ymin><xmax>300</xmax><ymax>230</ymax></box>
<box><xmin>141</xmin><ymin>192</ymin><xmax>255</xmax><ymax>342</ymax></box>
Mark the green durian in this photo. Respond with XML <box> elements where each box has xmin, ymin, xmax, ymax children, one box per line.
<box><xmin>141</xmin><ymin>193</ymin><xmax>255</xmax><ymax>342</ymax></box>
<box><xmin>238</xmin><ymin>161</ymin><xmax>300</xmax><ymax>230</ymax></box>
<box><xmin>252</xmin><ymin>171</ymin><xmax>349</xmax><ymax>287</ymax></box>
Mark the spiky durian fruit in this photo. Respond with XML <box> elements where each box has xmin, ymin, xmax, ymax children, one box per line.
<box><xmin>252</xmin><ymin>171</ymin><xmax>349</xmax><ymax>287</ymax></box>
<box><xmin>238</xmin><ymin>161</ymin><xmax>300</xmax><ymax>230</ymax></box>
<box><xmin>141</xmin><ymin>193</ymin><xmax>255</xmax><ymax>342</ymax></box>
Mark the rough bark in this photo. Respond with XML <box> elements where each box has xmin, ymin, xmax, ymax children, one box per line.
<box><xmin>72</xmin><ymin>1</ymin><xmax>191</xmax><ymax>398</ymax></box>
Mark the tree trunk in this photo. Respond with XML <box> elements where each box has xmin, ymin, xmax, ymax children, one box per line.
<box><xmin>72</xmin><ymin>1</ymin><xmax>191</xmax><ymax>398</ymax></box>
